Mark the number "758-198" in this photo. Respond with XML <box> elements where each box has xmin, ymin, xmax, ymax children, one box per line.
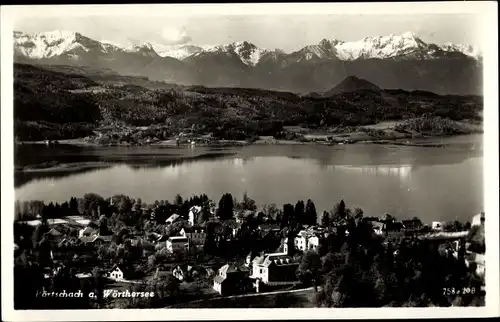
<box><xmin>443</xmin><ymin>287</ymin><xmax>476</xmax><ymax>296</ymax></box>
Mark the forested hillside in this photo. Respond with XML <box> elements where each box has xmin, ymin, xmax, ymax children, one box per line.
<box><xmin>14</xmin><ymin>63</ymin><xmax>483</xmax><ymax>141</ymax></box>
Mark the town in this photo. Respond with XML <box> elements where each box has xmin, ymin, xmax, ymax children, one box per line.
<box><xmin>14</xmin><ymin>192</ymin><xmax>486</xmax><ymax>309</ymax></box>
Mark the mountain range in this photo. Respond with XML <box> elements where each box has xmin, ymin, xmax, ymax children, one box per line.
<box><xmin>13</xmin><ymin>30</ymin><xmax>483</xmax><ymax>95</ymax></box>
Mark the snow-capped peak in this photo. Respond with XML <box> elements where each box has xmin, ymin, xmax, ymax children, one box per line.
<box><xmin>14</xmin><ymin>30</ymin><xmax>94</xmax><ymax>59</ymax></box>
<box><xmin>150</xmin><ymin>43</ymin><xmax>210</xmax><ymax>60</ymax></box>
<box><xmin>440</xmin><ymin>42</ymin><xmax>481</xmax><ymax>59</ymax></box>
<box><xmin>192</xmin><ymin>41</ymin><xmax>269</xmax><ymax>66</ymax></box>
<box><xmin>124</xmin><ymin>42</ymin><xmax>159</xmax><ymax>57</ymax></box>
<box><xmin>334</xmin><ymin>32</ymin><xmax>429</xmax><ymax>60</ymax></box>
<box><xmin>13</xmin><ymin>30</ymin><xmax>482</xmax><ymax>64</ymax></box>
<box><xmin>34</xmin><ymin>30</ymin><xmax>80</xmax><ymax>42</ymax></box>
<box><xmin>293</xmin><ymin>32</ymin><xmax>480</xmax><ymax>61</ymax></box>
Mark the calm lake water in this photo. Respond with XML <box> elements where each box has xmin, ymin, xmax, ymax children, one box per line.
<box><xmin>14</xmin><ymin>134</ymin><xmax>483</xmax><ymax>224</ymax></box>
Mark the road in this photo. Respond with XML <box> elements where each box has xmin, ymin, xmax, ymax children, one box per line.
<box><xmin>170</xmin><ymin>286</ymin><xmax>322</xmax><ymax>307</ymax></box>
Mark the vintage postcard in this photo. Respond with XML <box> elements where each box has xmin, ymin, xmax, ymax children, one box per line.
<box><xmin>1</xmin><ymin>2</ymin><xmax>499</xmax><ymax>321</ymax></box>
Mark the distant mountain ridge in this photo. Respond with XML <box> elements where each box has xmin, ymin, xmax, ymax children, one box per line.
<box><xmin>13</xmin><ymin>30</ymin><xmax>483</xmax><ymax>95</ymax></box>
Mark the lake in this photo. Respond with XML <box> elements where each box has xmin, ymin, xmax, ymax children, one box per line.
<box><xmin>14</xmin><ymin>134</ymin><xmax>483</xmax><ymax>224</ymax></box>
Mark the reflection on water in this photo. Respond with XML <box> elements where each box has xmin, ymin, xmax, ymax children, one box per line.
<box><xmin>332</xmin><ymin>164</ymin><xmax>413</xmax><ymax>180</ymax></box>
<box><xmin>14</xmin><ymin>135</ymin><xmax>483</xmax><ymax>223</ymax></box>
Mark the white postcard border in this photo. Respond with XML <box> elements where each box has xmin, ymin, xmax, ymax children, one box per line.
<box><xmin>1</xmin><ymin>2</ymin><xmax>499</xmax><ymax>321</ymax></box>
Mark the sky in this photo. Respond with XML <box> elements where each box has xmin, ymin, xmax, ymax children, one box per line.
<box><xmin>14</xmin><ymin>14</ymin><xmax>483</xmax><ymax>52</ymax></box>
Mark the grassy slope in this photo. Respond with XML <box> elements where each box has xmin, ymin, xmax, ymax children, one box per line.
<box><xmin>14</xmin><ymin>63</ymin><xmax>483</xmax><ymax>142</ymax></box>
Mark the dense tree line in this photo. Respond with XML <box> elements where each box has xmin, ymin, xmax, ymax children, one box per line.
<box><xmin>14</xmin><ymin>63</ymin><xmax>483</xmax><ymax>141</ymax></box>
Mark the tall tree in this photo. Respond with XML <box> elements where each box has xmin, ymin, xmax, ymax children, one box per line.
<box><xmin>332</xmin><ymin>199</ymin><xmax>347</xmax><ymax>222</ymax></box>
<box><xmin>321</xmin><ymin>211</ymin><xmax>331</xmax><ymax>227</ymax></box>
<box><xmin>217</xmin><ymin>193</ymin><xmax>234</xmax><ymax>220</ymax></box>
<box><xmin>282</xmin><ymin>203</ymin><xmax>294</xmax><ymax>228</ymax></box>
<box><xmin>305</xmin><ymin>199</ymin><xmax>318</xmax><ymax>226</ymax></box>
<box><xmin>294</xmin><ymin>200</ymin><xmax>305</xmax><ymax>225</ymax></box>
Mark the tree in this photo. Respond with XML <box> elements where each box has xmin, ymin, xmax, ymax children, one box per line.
<box><xmin>199</xmin><ymin>202</ymin><xmax>211</xmax><ymax>225</ymax></box>
<box><xmin>69</xmin><ymin>197</ymin><xmax>79</xmax><ymax>215</ymax></box>
<box><xmin>354</xmin><ymin>207</ymin><xmax>364</xmax><ymax>220</ymax></box>
<box><xmin>297</xmin><ymin>251</ymin><xmax>322</xmax><ymax>289</ymax></box>
<box><xmin>81</xmin><ymin>193</ymin><xmax>105</xmax><ymax>217</ymax></box>
<box><xmin>217</xmin><ymin>193</ymin><xmax>234</xmax><ymax>220</ymax></box>
<box><xmin>111</xmin><ymin>194</ymin><xmax>133</xmax><ymax>214</ymax></box>
<box><xmin>241</xmin><ymin>192</ymin><xmax>257</xmax><ymax>211</ymax></box>
<box><xmin>98</xmin><ymin>215</ymin><xmax>109</xmax><ymax>235</ymax></box>
<box><xmin>294</xmin><ymin>200</ymin><xmax>305</xmax><ymax>225</ymax></box>
<box><xmin>174</xmin><ymin>194</ymin><xmax>183</xmax><ymax>206</ymax></box>
<box><xmin>134</xmin><ymin>198</ymin><xmax>143</xmax><ymax>212</ymax></box>
<box><xmin>286</xmin><ymin>229</ymin><xmax>296</xmax><ymax>256</ymax></box>
<box><xmin>305</xmin><ymin>199</ymin><xmax>318</xmax><ymax>226</ymax></box>
<box><xmin>331</xmin><ymin>200</ymin><xmax>347</xmax><ymax>222</ymax></box>
<box><xmin>147</xmin><ymin>254</ymin><xmax>156</xmax><ymax>271</ymax></box>
<box><xmin>264</xmin><ymin>203</ymin><xmax>280</xmax><ymax>222</ymax></box>
<box><xmin>321</xmin><ymin>211</ymin><xmax>331</xmax><ymax>227</ymax></box>
<box><xmin>282</xmin><ymin>204</ymin><xmax>295</xmax><ymax>228</ymax></box>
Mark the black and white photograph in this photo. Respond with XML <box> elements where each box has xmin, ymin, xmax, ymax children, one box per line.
<box><xmin>1</xmin><ymin>2</ymin><xmax>499</xmax><ymax>320</ymax></box>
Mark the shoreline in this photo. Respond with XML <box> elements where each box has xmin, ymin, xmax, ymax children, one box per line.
<box><xmin>14</xmin><ymin>151</ymin><xmax>236</xmax><ymax>173</ymax></box>
<box><xmin>17</xmin><ymin>131</ymin><xmax>482</xmax><ymax>149</ymax></box>
<box><xmin>15</xmin><ymin>132</ymin><xmax>482</xmax><ymax>172</ymax></box>
<box><xmin>15</xmin><ymin>161</ymin><xmax>112</xmax><ymax>173</ymax></box>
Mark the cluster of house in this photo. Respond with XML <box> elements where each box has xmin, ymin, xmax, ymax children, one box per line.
<box><xmin>211</xmin><ymin>251</ymin><xmax>301</xmax><ymax>296</ymax></box>
<box><xmin>212</xmin><ymin>226</ymin><xmax>334</xmax><ymax>295</ymax></box>
<box><xmin>155</xmin><ymin>206</ymin><xmax>208</xmax><ymax>253</ymax></box>
<box><xmin>25</xmin><ymin>201</ymin><xmax>486</xmax><ymax>298</ymax></box>
<box><xmin>283</xmin><ymin>226</ymin><xmax>326</xmax><ymax>253</ymax></box>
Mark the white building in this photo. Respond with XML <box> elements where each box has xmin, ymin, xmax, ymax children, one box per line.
<box><xmin>166</xmin><ymin>236</ymin><xmax>189</xmax><ymax>253</ymax></box>
<box><xmin>249</xmin><ymin>252</ymin><xmax>299</xmax><ymax>291</ymax></box>
<box><xmin>465</xmin><ymin>253</ymin><xmax>486</xmax><ymax>278</ymax></box>
<box><xmin>188</xmin><ymin>206</ymin><xmax>202</xmax><ymax>226</ymax></box>
<box><xmin>283</xmin><ymin>230</ymin><xmax>321</xmax><ymax>253</ymax></box>
<box><xmin>79</xmin><ymin>226</ymin><xmax>97</xmax><ymax>238</ymax></box>
<box><xmin>107</xmin><ymin>265</ymin><xmax>132</xmax><ymax>281</ymax></box>
<box><xmin>432</xmin><ymin>221</ymin><xmax>444</xmax><ymax>231</ymax></box>
<box><xmin>472</xmin><ymin>212</ymin><xmax>485</xmax><ymax>227</ymax></box>
<box><xmin>180</xmin><ymin>227</ymin><xmax>206</xmax><ymax>246</ymax></box>
<box><xmin>371</xmin><ymin>221</ymin><xmax>385</xmax><ymax>235</ymax></box>
<box><xmin>474</xmin><ymin>253</ymin><xmax>486</xmax><ymax>277</ymax></box>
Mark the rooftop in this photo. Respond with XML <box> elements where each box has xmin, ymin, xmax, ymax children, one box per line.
<box><xmin>218</xmin><ymin>263</ymin><xmax>248</xmax><ymax>275</ymax></box>
<box><xmin>190</xmin><ymin>205</ymin><xmax>202</xmax><ymax>212</ymax></box>
<box><xmin>214</xmin><ymin>275</ymin><xmax>226</xmax><ymax>284</ymax></box>
<box><xmin>80</xmin><ymin>235</ymin><xmax>99</xmax><ymax>243</ymax></box>
<box><xmin>166</xmin><ymin>214</ymin><xmax>181</xmax><ymax>223</ymax></box>
<box><xmin>168</xmin><ymin>236</ymin><xmax>188</xmax><ymax>241</ymax></box>
<box><xmin>263</xmin><ymin>254</ymin><xmax>297</xmax><ymax>267</ymax></box>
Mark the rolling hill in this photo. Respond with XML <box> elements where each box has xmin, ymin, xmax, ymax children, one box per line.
<box><xmin>323</xmin><ymin>76</ymin><xmax>381</xmax><ymax>96</ymax></box>
<box><xmin>13</xmin><ymin>63</ymin><xmax>483</xmax><ymax>142</ymax></box>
